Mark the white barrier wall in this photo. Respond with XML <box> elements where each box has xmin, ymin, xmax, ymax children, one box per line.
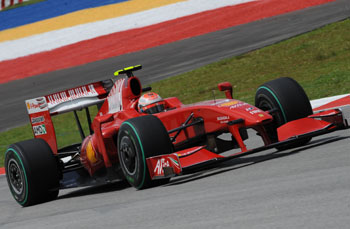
<box><xmin>1</xmin><ymin>0</ymin><xmax>30</xmax><ymax>10</ymax></box>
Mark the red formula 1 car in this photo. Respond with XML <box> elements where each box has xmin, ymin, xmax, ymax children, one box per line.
<box><xmin>5</xmin><ymin>65</ymin><xmax>350</xmax><ymax>206</ymax></box>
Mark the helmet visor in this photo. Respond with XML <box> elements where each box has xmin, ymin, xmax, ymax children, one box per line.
<box><xmin>144</xmin><ymin>103</ymin><xmax>165</xmax><ymax>114</ymax></box>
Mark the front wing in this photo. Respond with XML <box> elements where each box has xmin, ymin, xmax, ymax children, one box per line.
<box><xmin>146</xmin><ymin>96</ymin><xmax>350</xmax><ymax>180</ymax></box>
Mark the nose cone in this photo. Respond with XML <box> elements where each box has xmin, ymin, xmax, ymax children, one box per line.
<box><xmin>217</xmin><ymin>100</ymin><xmax>272</xmax><ymax>126</ymax></box>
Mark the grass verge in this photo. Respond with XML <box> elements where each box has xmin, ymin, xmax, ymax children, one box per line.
<box><xmin>1</xmin><ymin>19</ymin><xmax>349</xmax><ymax>167</ymax></box>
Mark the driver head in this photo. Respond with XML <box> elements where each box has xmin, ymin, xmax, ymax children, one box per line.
<box><xmin>138</xmin><ymin>92</ymin><xmax>166</xmax><ymax>114</ymax></box>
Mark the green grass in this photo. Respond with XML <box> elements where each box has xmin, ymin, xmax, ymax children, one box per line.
<box><xmin>1</xmin><ymin>19</ymin><xmax>350</xmax><ymax>167</ymax></box>
<box><xmin>151</xmin><ymin>19</ymin><xmax>350</xmax><ymax>105</ymax></box>
<box><xmin>1</xmin><ymin>0</ymin><xmax>46</xmax><ymax>11</ymax></box>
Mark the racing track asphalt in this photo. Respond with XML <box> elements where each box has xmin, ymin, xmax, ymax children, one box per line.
<box><xmin>0</xmin><ymin>129</ymin><xmax>349</xmax><ymax>228</ymax></box>
<box><xmin>0</xmin><ymin>0</ymin><xmax>349</xmax><ymax>132</ymax></box>
<box><xmin>0</xmin><ymin>1</ymin><xmax>349</xmax><ymax>228</ymax></box>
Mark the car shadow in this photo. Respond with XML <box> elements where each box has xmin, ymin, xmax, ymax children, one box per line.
<box><xmin>57</xmin><ymin>135</ymin><xmax>348</xmax><ymax>198</ymax></box>
<box><xmin>166</xmin><ymin>135</ymin><xmax>349</xmax><ymax>186</ymax></box>
<box><xmin>58</xmin><ymin>180</ymin><xmax>131</xmax><ymax>200</ymax></box>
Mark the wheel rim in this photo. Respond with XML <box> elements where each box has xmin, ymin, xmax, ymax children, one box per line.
<box><xmin>8</xmin><ymin>158</ymin><xmax>25</xmax><ymax>195</ymax></box>
<box><xmin>258</xmin><ymin>99</ymin><xmax>273</xmax><ymax>111</ymax></box>
<box><xmin>258</xmin><ymin>96</ymin><xmax>284</xmax><ymax>126</ymax></box>
<box><xmin>119</xmin><ymin>136</ymin><xmax>138</xmax><ymax>175</ymax></box>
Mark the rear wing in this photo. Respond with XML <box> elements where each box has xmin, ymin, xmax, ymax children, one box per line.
<box><xmin>25</xmin><ymin>81</ymin><xmax>109</xmax><ymax>154</ymax></box>
<box><xmin>24</xmin><ymin>65</ymin><xmax>144</xmax><ymax>154</ymax></box>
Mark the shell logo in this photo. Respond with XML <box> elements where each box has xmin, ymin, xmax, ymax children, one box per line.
<box><xmin>219</xmin><ymin>101</ymin><xmax>238</xmax><ymax>107</ymax></box>
<box><xmin>86</xmin><ymin>141</ymin><xmax>98</xmax><ymax>164</ymax></box>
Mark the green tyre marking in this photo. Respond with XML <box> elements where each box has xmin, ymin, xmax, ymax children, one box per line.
<box><xmin>122</xmin><ymin>122</ymin><xmax>147</xmax><ymax>189</ymax></box>
<box><xmin>258</xmin><ymin>86</ymin><xmax>287</xmax><ymax>123</ymax></box>
<box><xmin>6</xmin><ymin>148</ymin><xmax>29</xmax><ymax>206</ymax></box>
<box><xmin>126</xmin><ymin>176</ymin><xmax>135</xmax><ymax>183</ymax></box>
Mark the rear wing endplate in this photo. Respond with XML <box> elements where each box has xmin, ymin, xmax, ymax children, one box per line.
<box><xmin>25</xmin><ymin>81</ymin><xmax>109</xmax><ymax>153</ymax></box>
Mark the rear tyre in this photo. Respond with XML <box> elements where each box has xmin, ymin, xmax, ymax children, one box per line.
<box><xmin>117</xmin><ymin>115</ymin><xmax>172</xmax><ymax>189</ymax></box>
<box><xmin>5</xmin><ymin>139</ymin><xmax>60</xmax><ymax>207</ymax></box>
<box><xmin>255</xmin><ymin>77</ymin><xmax>313</xmax><ymax>149</ymax></box>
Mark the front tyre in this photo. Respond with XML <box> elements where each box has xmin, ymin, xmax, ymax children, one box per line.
<box><xmin>255</xmin><ymin>77</ymin><xmax>313</xmax><ymax>148</ymax></box>
<box><xmin>5</xmin><ymin>139</ymin><xmax>60</xmax><ymax>207</ymax></box>
<box><xmin>117</xmin><ymin>115</ymin><xmax>172</xmax><ymax>189</ymax></box>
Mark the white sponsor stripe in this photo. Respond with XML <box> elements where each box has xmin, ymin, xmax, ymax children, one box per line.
<box><xmin>0</xmin><ymin>0</ymin><xmax>256</xmax><ymax>61</ymax></box>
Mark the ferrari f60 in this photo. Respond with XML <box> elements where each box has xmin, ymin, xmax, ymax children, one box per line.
<box><xmin>5</xmin><ymin>65</ymin><xmax>350</xmax><ymax>206</ymax></box>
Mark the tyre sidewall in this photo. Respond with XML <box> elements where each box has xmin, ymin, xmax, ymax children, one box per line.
<box><xmin>256</xmin><ymin>77</ymin><xmax>312</xmax><ymax>124</ymax></box>
<box><xmin>255</xmin><ymin>88</ymin><xmax>286</xmax><ymax>126</ymax></box>
<box><xmin>5</xmin><ymin>139</ymin><xmax>59</xmax><ymax>206</ymax></box>
<box><xmin>5</xmin><ymin>147</ymin><xmax>30</xmax><ymax>206</ymax></box>
<box><xmin>117</xmin><ymin>115</ymin><xmax>173</xmax><ymax>189</ymax></box>
<box><xmin>118</xmin><ymin>122</ymin><xmax>148</xmax><ymax>189</ymax></box>
<box><xmin>255</xmin><ymin>77</ymin><xmax>313</xmax><ymax>148</ymax></box>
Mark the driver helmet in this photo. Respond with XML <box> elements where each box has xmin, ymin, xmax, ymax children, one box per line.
<box><xmin>138</xmin><ymin>92</ymin><xmax>166</xmax><ymax>114</ymax></box>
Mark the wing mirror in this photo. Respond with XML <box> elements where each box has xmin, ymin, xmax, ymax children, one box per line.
<box><xmin>218</xmin><ymin>82</ymin><xmax>233</xmax><ymax>99</ymax></box>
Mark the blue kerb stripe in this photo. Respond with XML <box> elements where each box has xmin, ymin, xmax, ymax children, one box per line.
<box><xmin>0</xmin><ymin>0</ymin><xmax>129</xmax><ymax>31</ymax></box>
